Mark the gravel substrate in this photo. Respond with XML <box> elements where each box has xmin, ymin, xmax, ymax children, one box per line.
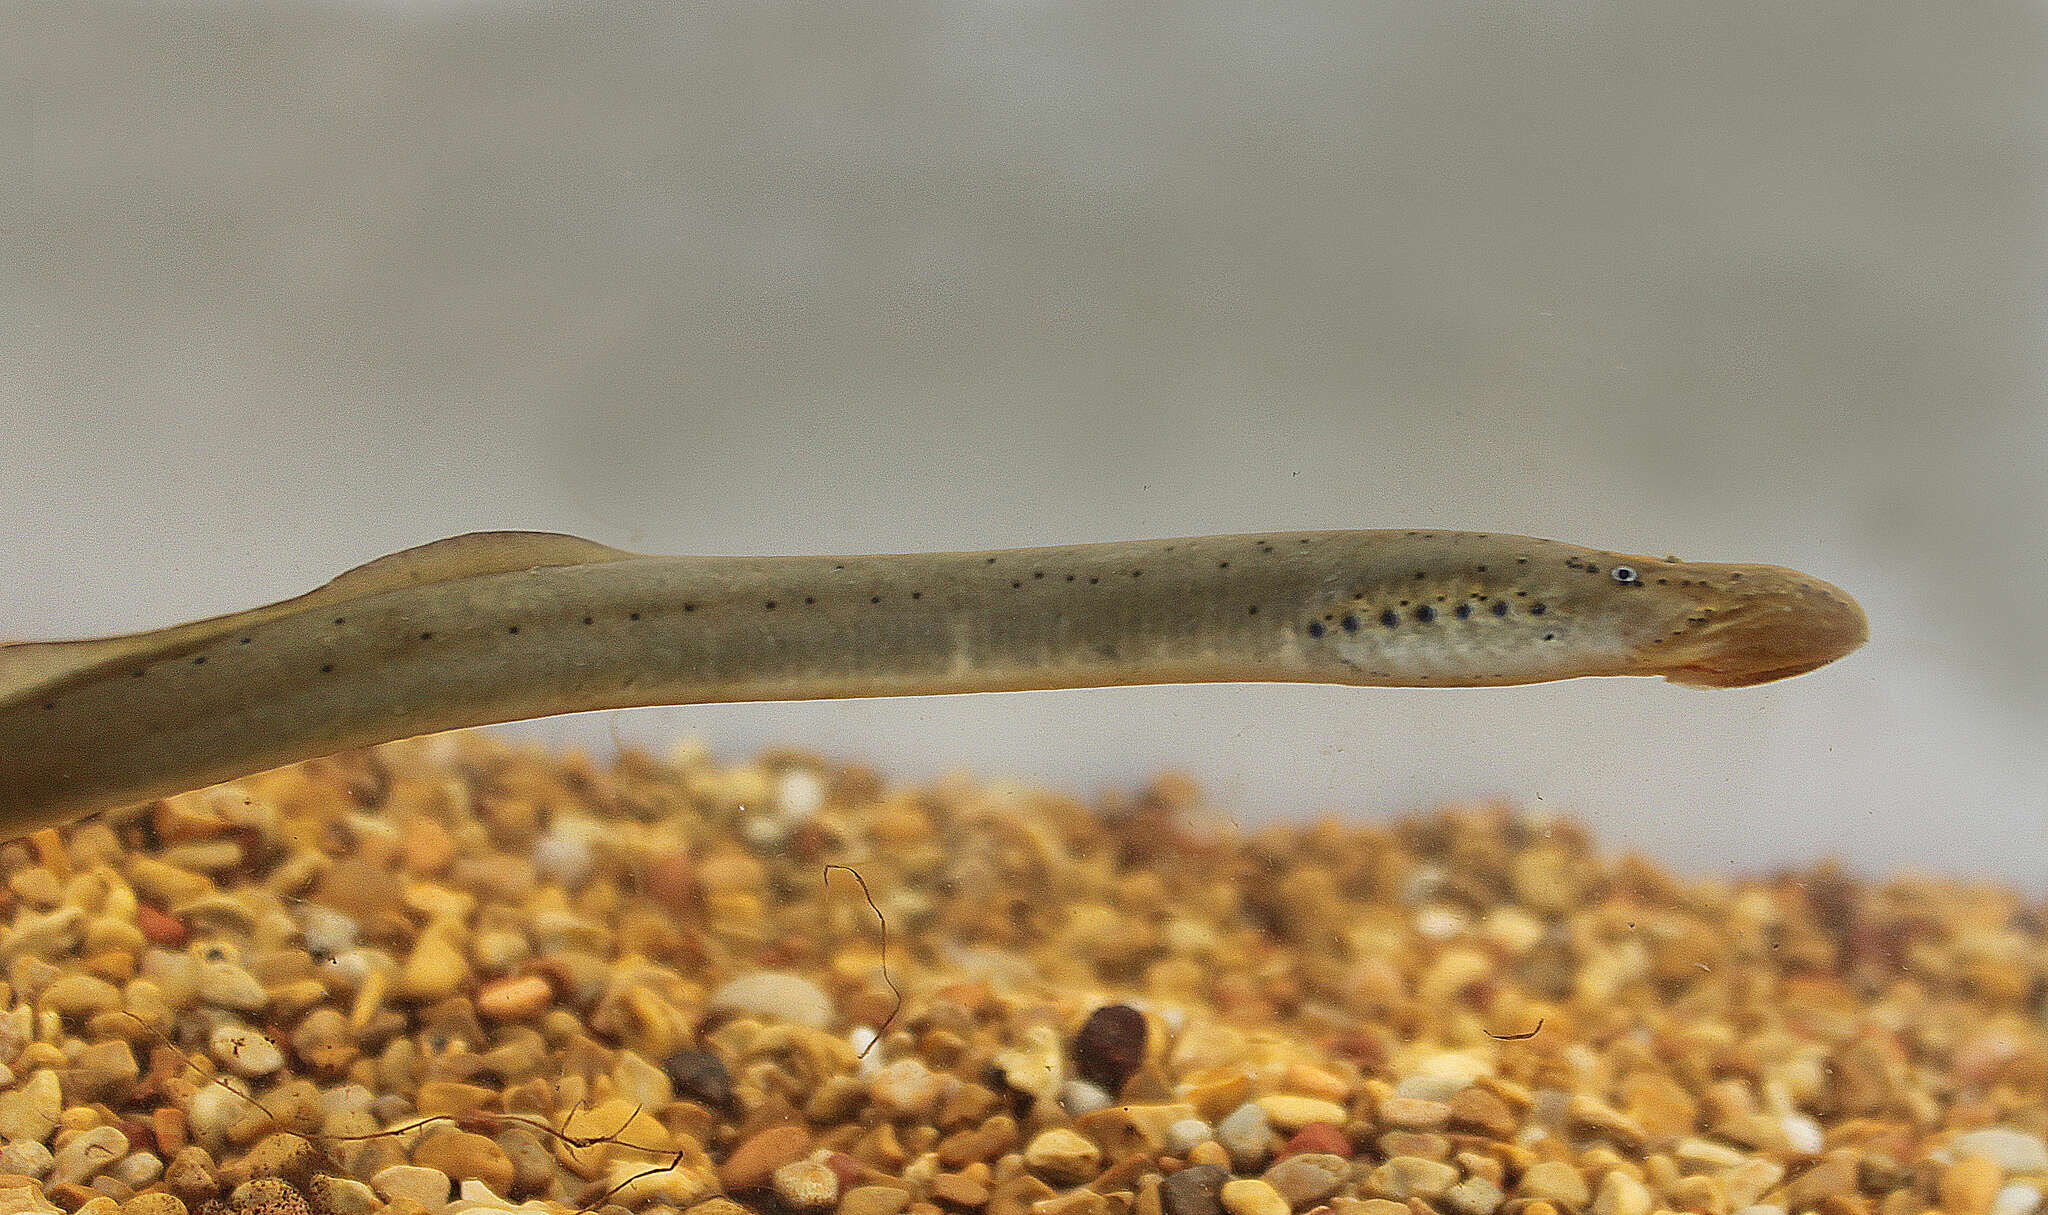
<box><xmin>1</xmin><ymin>733</ymin><xmax>2044</xmax><ymax>1215</ymax></box>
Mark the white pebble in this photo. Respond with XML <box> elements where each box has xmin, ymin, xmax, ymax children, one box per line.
<box><xmin>1216</xmin><ymin>1101</ymin><xmax>1274</xmax><ymax>1170</ymax></box>
<box><xmin>1781</xmin><ymin>1114</ymin><xmax>1824</xmax><ymax>1155</ymax></box>
<box><xmin>1991</xmin><ymin>1183</ymin><xmax>2043</xmax><ymax>1215</ymax></box>
<box><xmin>1395</xmin><ymin>1051</ymin><xmax>1493</xmax><ymax>1102</ymax></box>
<box><xmin>776</xmin><ymin>769</ymin><xmax>827</xmax><ymax>818</ymax></box>
<box><xmin>1165</xmin><ymin>1118</ymin><xmax>1215</xmax><ymax>1155</ymax></box>
<box><xmin>211</xmin><ymin>1025</ymin><xmax>284</xmax><ymax>1076</ymax></box>
<box><xmin>708</xmin><ymin>971</ymin><xmax>833</xmax><ymax>1030</ymax></box>
<box><xmin>1415</xmin><ymin>905</ymin><xmax>1468</xmax><ymax>939</ymax></box>
<box><xmin>186</xmin><ymin>1080</ymin><xmax>262</xmax><ymax>1146</ymax></box>
<box><xmin>298</xmin><ymin>904</ymin><xmax>359</xmax><ymax>957</ymax></box>
<box><xmin>1061</xmin><ymin>1079</ymin><xmax>1112</xmax><ymax>1116</ymax></box>
<box><xmin>113</xmin><ymin>1151</ymin><xmax>163</xmax><ymax>1189</ymax></box>
<box><xmin>1951</xmin><ymin>1129</ymin><xmax>2048</xmax><ymax>1175</ymax></box>
<box><xmin>533</xmin><ymin>825</ymin><xmax>595</xmax><ymax>889</ymax></box>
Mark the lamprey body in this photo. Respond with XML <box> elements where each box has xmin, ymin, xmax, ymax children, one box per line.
<box><xmin>0</xmin><ymin>529</ymin><xmax>1866</xmax><ymax>837</ymax></box>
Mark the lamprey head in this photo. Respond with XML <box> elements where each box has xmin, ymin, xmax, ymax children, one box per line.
<box><xmin>1628</xmin><ymin>559</ymin><xmax>1868</xmax><ymax>687</ymax></box>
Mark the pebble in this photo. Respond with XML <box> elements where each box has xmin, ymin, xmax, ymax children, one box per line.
<box><xmin>161</xmin><ymin>1147</ymin><xmax>217</xmax><ymax>1201</ymax></box>
<box><xmin>1072</xmin><ymin>1005</ymin><xmax>1149</xmax><ymax>1096</ymax></box>
<box><xmin>1217</xmin><ymin>1103</ymin><xmax>1276</xmax><ymax>1170</ymax></box>
<box><xmin>41</xmin><ymin>974</ymin><xmax>122</xmax><ymax>1020</ymax></box>
<box><xmin>410</xmin><ymin>1130</ymin><xmax>514</xmax><ymax>1197</ymax></box>
<box><xmin>1262</xmin><ymin>1153</ymin><xmax>1348</xmax><ymax>1209</ymax></box>
<box><xmin>1592</xmin><ymin>1170</ymin><xmax>1652</xmax><ymax>1215</ymax></box>
<box><xmin>1279</xmin><ymin>1122</ymin><xmax>1351</xmax><ymax>1158</ymax></box>
<box><xmin>1166</xmin><ymin>1118</ymin><xmax>1216</xmax><ymax>1155</ymax></box>
<box><xmin>1161</xmin><ymin>1163</ymin><xmax>1231</xmax><ymax>1215</ymax></box>
<box><xmin>370</xmin><ymin>1163</ymin><xmax>451</xmax><ymax>1208</ymax></box>
<box><xmin>67</xmin><ymin>1040</ymin><xmax>140</xmax><ymax>1098</ymax></box>
<box><xmin>1945</xmin><ymin>1155</ymin><xmax>2007</xmax><ymax>1215</ymax></box>
<box><xmin>113</xmin><ymin>1147</ymin><xmax>162</xmax><ymax>1188</ymax></box>
<box><xmin>0</xmin><ymin>1069</ymin><xmax>64</xmax><ymax>1144</ymax></box>
<box><xmin>1377</xmin><ymin>1096</ymin><xmax>1450</xmax><ymax>1132</ymax></box>
<box><xmin>840</xmin><ymin>1185</ymin><xmax>914</xmax><ymax>1215</ymax></box>
<box><xmin>50</xmin><ymin>1125</ymin><xmax>129</xmax><ymax>1186</ymax></box>
<box><xmin>1220</xmin><ymin>1179</ymin><xmax>1291</xmax><ymax>1215</ymax></box>
<box><xmin>0</xmin><ymin>1139</ymin><xmax>55</xmax><ymax>1177</ymax></box>
<box><xmin>1951</xmin><ymin>1130</ymin><xmax>2048</xmax><ymax>1175</ymax></box>
<box><xmin>1023</xmin><ymin>1129</ymin><xmax>1102</xmax><ymax>1185</ymax></box>
<box><xmin>1061</xmin><ymin>1079</ymin><xmax>1113</xmax><ymax>1116</ymax></box>
<box><xmin>869</xmin><ymin>1059</ymin><xmax>942</xmax><ymax>1119</ymax></box>
<box><xmin>662</xmin><ymin>1049</ymin><xmax>734</xmax><ymax>1109</ymax></box>
<box><xmin>707</xmin><ymin>972</ymin><xmax>833</xmax><ymax>1030</ymax></box>
<box><xmin>771</xmin><ymin>1157</ymin><xmax>841</xmax><ymax>1209</ymax></box>
<box><xmin>532</xmin><ymin>825</ymin><xmax>595</xmax><ymax>889</ymax></box>
<box><xmin>1256</xmin><ymin>1095</ymin><xmax>1349</xmax><ymax>1133</ymax></box>
<box><xmin>1370</xmin><ymin>1156</ymin><xmax>1459</xmax><ymax>1201</ymax></box>
<box><xmin>0</xmin><ymin>1176</ymin><xmax>61</xmax><ymax>1215</ymax></box>
<box><xmin>210</xmin><ymin>1026</ymin><xmax>284</xmax><ymax>1077</ymax></box>
<box><xmin>395</xmin><ymin>928</ymin><xmax>469</xmax><ymax>1002</ymax></box>
<box><xmin>1445</xmin><ymin>1176</ymin><xmax>1506</xmax><ymax>1215</ymax></box>
<box><xmin>476</xmin><ymin>973</ymin><xmax>554</xmax><ymax>1020</ymax></box>
<box><xmin>305</xmin><ymin>1176</ymin><xmax>376</xmax><ymax>1215</ymax></box>
<box><xmin>720</xmin><ymin>1124</ymin><xmax>812</xmax><ymax>1192</ymax></box>
<box><xmin>226</xmin><ymin>1178</ymin><xmax>307</xmax><ymax>1215</ymax></box>
<box><xmin>1519</xmin><ymin>1160</ymin><xmax>1589</xmax><ymax>1207</ymax></box>
<box><xmin>124</xmin><ymin>1193</ymin><xmax>187</xmax><ymax>1215</ymax></box>
<box><xmin>195</xmin><ymin>960</ymin><xmax>269</xmax><ymax>1012</ymax></box>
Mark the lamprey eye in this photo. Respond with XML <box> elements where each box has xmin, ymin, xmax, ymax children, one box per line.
<box><xmin>1612</xmin><ymin>566</ymin><xmax>1638</xmax><ymax>583</ymax></box>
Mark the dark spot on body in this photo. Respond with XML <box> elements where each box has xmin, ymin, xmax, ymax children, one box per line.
<box><xmin>1455</xmin><ymin>603</ymin><xmax>1472</xmax><ymax>619</ymax></box>
<box><xmin>1415</xmin><ymin>606</ymin><xmax>1435</xmax><ymax>623</ymax></box>
<box><xmin>1530</xmin><ymin>604</ymin><xmax>1546</xmax><ymax>615</ymax></box>
<box><xmin>582</xmin><ymin>616</ymin><xmax>594</xmax><ymax>625</ymax></box>
<box><xmin>321</xmin><ymin>664</ymin><xmax>334</xmax><ymax>673</ymax></box>
<box><xmin>1341</xmin><ymin>614</ymin><xmax>1361</xmax><ymax>632</ymax></box>
<box><xmin>870</xmin><ymin>596</ymin><xmax>881</xmax><ymax>604</ymax></box>
<box><xmin>193</xmin><ymin>655</ymin><xmax>205</xmax><ymax>664</ymax></box>
<box><xmin>507</xmin><ymin>625</ymin><xmax>520</xmax><ymax>634</ymax></box>
<box><xmin>1543</xmin><ymin>633</ymin><xmax>1557</xmax><ymax>641</ymax></box>
<box><xmin>1307</xmin><ymin>621</ymin><xmax>1326</xmax><ymax>638</ymax></box>
<box><xmin>1247</xmin><ymin>605</ymin><xmax>1259</xmax><ymax>615</ymax></box>
<box><xmin>1380</xmin><ymin>609</ymin><xmax>1399</xmax><ymax>628</ymax></box>
<box><xmin>420</xmin><ymin>632</ymin><xmax>434</xmax><ymax>641</ymax></box>
<box><xmin>1492</xmin><ymin>601</ymin><xmax>1509</xmax><ymax>617</ymax></box>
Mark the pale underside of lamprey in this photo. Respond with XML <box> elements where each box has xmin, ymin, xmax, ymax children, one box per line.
<box><xmin>0</xmin><ymin>529</ymin><xmax>1866</xmax><ymax>838</ymax></box>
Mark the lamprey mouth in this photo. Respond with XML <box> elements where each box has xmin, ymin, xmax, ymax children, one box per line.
<box><xmin>1648</xmin><ymin>568</ymin><xmax>1868</xmax><ymax>688</ymax></box>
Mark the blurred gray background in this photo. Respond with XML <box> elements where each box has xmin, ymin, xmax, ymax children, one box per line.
<box><xmin>6</xmin><ymin>1</ymin><xmax>2044</xmax><ymax>887</ymax></box>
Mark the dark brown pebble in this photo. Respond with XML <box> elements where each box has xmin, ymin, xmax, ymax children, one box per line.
<box><xmin>1161</xmin><ymin>1163</ymin><xmax>1230</xmax><ymax>1215</ymax></box>
<box><xmin>1073</xmin><ymin>1004</ymin><xmax>1148</xmax><ymax>1096</ymax></box>
<box><xmin>663</xmin><ymin>1049</ymin><xmax>734</xmax><ymax>1109</ymax></box>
